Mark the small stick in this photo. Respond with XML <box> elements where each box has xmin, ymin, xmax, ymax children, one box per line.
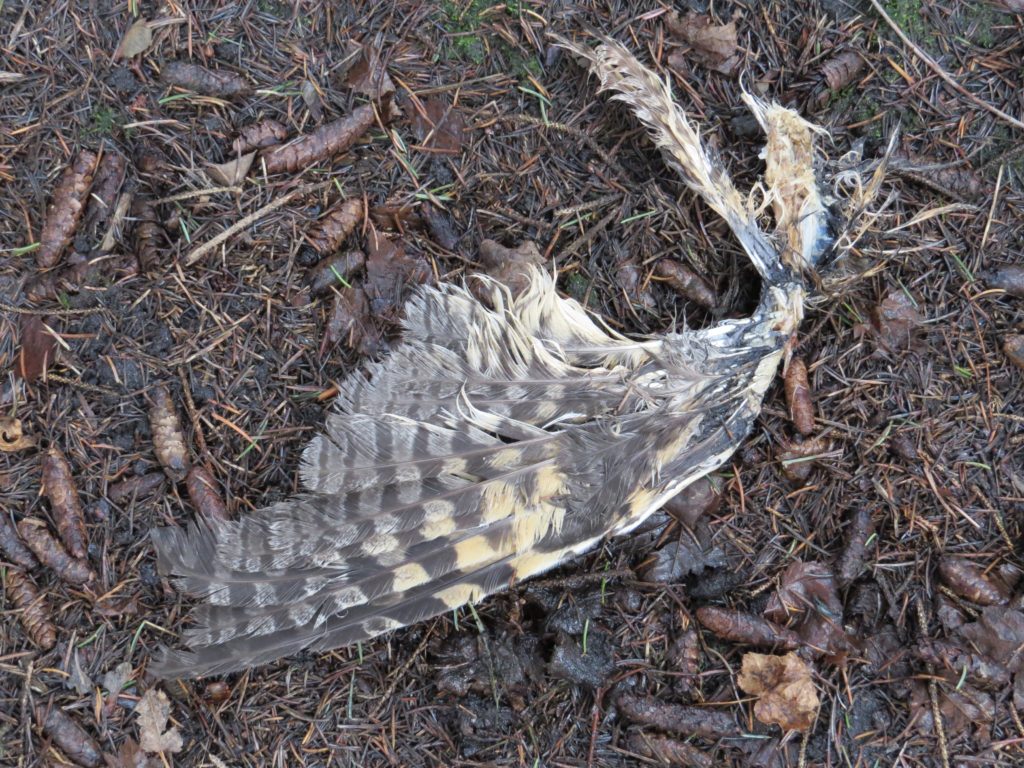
<box><xmin>153</xmin><ymin>186</ymin><xmax>243</xmax><ymax>205</ymax></box>
<box><xmin>185</xmin><ymin>182</ymin><xmax>328</xmax><ymax>266</ymax></box>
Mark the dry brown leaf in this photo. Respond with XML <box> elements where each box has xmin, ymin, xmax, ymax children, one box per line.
<box><xmin>411</xmin><ymin>96</ymin><xmax>465</xmax><ymax>154</ymax></box>
<box><xmin>136</xmin><ymin>689</ymin><xmax>184</xmax><ymax>754</ymax></box>
<box><xmin>346</xmin><ymin>45</ymin><xmax>395</xmax><ymax>101</ymax></box>
<box><xmin>363</xmin><ymin>223</ymin><xmax>432</xmax><ymax>318</ymax></box>
<box><xmin>307</xmin><ymin>250</ymin><xmax>366</xmax><ymax>296</ymax></box>
<box><xmin>738</xmin><ymin>652</ymin><xmax>819</xmax><ymax>731</ymax></box>
<box><xmin>473</xmin><ymin>239</ymin><xmax>545</xmax><ymax>301</ymax></box>
<box><xmin>665</xmin><ymin>12</ymin><xmax>742</xmax><ymax>76</ymax></box>
<box><xmin>206</xmin><ymin>152</ymin><xmax>254</xmax><ymax>186</ymax></box>
<box><xmin>0</xmin><ymin>415</ymin><xmax>37</xmax><ymax>452</ymax></box>
<box><xmin>985</xmin><ymin>264</ymin><xmax>1024</xmax><ymax>297</ymax></box>
<box><xmin>114</xmin><ymin>19</ymin><xmax>153</xmax><ymax>61</ymax></box>
<box><xmin>1004</xmin><ymin>335</ymin><xmax>1024</xmax><ymax>370</ymax></box>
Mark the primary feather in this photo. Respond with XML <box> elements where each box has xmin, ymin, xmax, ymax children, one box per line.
<box><xmin>151</xmin><ymin>37</ymin><xmax>833</xmax><ymax>678</ymax></box>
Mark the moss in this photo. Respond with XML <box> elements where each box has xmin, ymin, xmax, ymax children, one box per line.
<box><xmin>881</xmin><ymin>0</ymin><xmax>936</xmax><ymax>49</ymax></box>
<box><xmin>86</xmin><ymin>106</ymin><xmax>121</xmax><ymax>137</ymax></box>
<box><xmin>564</xmin><ymin>272</ymin><xmax>591</xmax><ymax>304</ymax></box>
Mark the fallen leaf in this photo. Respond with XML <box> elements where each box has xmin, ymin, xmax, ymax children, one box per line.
<box><xmin>765</xmin><ymin>560</ymin><xmax>854</xmax><ymax>661</ymax></box>
<box><xmin>411</xmin><ymin>96</ymin><xmax>465</xmax><ymax>154</ymax></box>
<box><xmin>363</xmin><ymin>223</ymin><xmax>432</xmax><ymax>318</ymax></box>
<box><xmin>346</xmin><ymin>45</ymin><xmax>395</xmax><ymax>101</ymax></box>
<box><xmin>68</xmin><ymin>651</ymin><xmax>94</xmax><ymax>695</ymax></box>
<box><xmin>738</xmin><ymin>652</ymin><xmax>819</xmax><ymax>731</ymax></box>
<box><xmin>114</xmin><ymin>19</ymin><xmax>153</xmax><ymax>61</ymax></box>
<box><xmin>473</xmin><ymin>239</ymin><xmax>545</xmax><ymax>301</ymax></box>
<box><xmin>206</xmin><ymin>152</ymin><xmax>254</xmax><ymax>186</ymax></box>
<box><xmin>641</xmin><ymin>524</ymin><xmax>725</xmax><ymax>583</ymax></box>
<box><xmin>0</xmin><ymin>416</ymin><xmax>37</xmax><ymax>452</ymax></box>
<box><xmin>665</xmin><ymin>12</ymin><xmax>742</xmax><ymax>76</ymax></box>
<box><xmin>1004</xmin><ymin>334</ymin><xmax>1024</xmax><ymax>370</ymax></box>
<box><xmin>136</xmin><ymin>689</ymin><xmax>184</xmax><ymax>754</ymax></box>
<box><xmin>958</xmin><ymin>607</ymin><xmax>1024</xmax><ymax>673</ymax></box>
<box><xmin>871</xmin><ymin>289</ymin><xmax>921</xmax><ymax>349</ymax></box>
<box><xmin>103</xmin><ymin>661</ymin><xmax>134</xmax><ymax>696</ymax></box>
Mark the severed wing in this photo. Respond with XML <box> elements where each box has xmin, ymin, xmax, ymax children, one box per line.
<box><xmin>150</xmin><ymin>38</ymin><xmax>828</xmax><ymax>678</ymax></box>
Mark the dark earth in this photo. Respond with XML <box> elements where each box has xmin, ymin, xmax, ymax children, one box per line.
<box><xmin>1</xmin><ymin>0</ymin><xmax>1023</xmax><ymax>766</ymax></box>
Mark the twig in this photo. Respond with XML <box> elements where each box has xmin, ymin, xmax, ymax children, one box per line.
<box><xmin>916</xmin><ymin>597</ymin><xmax>950</xmax><ymax>768</ymax></box>
<box><xmin>184</xmin><ymin>182</ymin><xmax>328</xmax><ymax>266</ymax></box>
<box><xmin>869</xmin><ymin>0</ymin><xmax>1024</xmax><ymax>132</ymax></box>
<box><xmin>154</xmin><ymin>186</ymin><xmax>243</xmax><ymax>205</ymax></box>
<box><xmin>0</xmin><ymin>299</ymin><xmax>105</xmax><ymax>316</ymax></box>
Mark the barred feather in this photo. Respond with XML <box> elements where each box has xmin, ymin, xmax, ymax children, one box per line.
<box><xmin>150</xmin><ymin>37</ymin><xmax>833</xmax><ymax>679</ymax></box>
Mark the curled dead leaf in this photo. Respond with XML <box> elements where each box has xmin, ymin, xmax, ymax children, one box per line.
<box><xmin>665</xmin><ymin>12</ymin><xmax>742</xmax><ymax>76</ymax></box>
<box><xmin>0</xmin><ymin>416</ymin><xmax>36</xmax><ymax>452</ymax></box>
<box><xmin>738</xmin><ymin>652</ymin><xmax>819</xmax><ymax>731</ymax></box>
<box><xmin>206</xmin><ymin>152</ymin><xmax>254</xmax><ymax>186</ymax></box>
<box><xmin>114</xmin><ymin>18</ymin><xmax>153</xmax><ymax>61</ymax></box>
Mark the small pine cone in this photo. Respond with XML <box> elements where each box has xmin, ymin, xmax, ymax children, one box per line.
<box><xmin>149</xmin><ymin>385</ymin><xmax>190</xmax><ymax>481</ymax></box>
<box><xmin>6</xmin><ymin>568</ymin><xmax>57</xmax><ymax>650</ymax></box>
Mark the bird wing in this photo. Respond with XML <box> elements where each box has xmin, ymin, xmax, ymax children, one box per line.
<box><xmin>150</xmin><ymin>39</ymin><xmax>824</xmax><ymax>679</ymax></box>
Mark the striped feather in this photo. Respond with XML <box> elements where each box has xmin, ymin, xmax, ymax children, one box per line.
<box><xmin>149</xmin><ymin>37</ymin><xmax>830</xmax><ymax>680</ymax></box>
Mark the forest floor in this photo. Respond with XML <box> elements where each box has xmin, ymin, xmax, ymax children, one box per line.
<box><xmin>1</xmin><ymin>0</ymin><xmax>1023</xmax><ymax>766</ymax></box>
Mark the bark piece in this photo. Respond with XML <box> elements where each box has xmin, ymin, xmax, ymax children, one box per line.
<box><xmin>161</xmin><ymin>61</ymin><xmax>250</xmax><ymax>97</ymax></box>
<box><xmin>149</xmin><ymin>385</ymin><xmax>190</xmax><ymax>482</ymax></box>
<box><xmin>17</xmin><ymin>518</ymin><xmax>95</xmax><ymax>585</ymax></box>
<box><xmin>260</xmin><ymin>103</ymin><xmax>377</xmax><ymax>174</ymax></box>
<box><xmin>42</xmin><ymin>446</ymin><xmax>88</xmax><ymax>559</ymax></box>
<box><xmin>37</xmin><ymin>150</ymin><xmax>98</xmax><ymax>268</ymax></box>
<box><xmin>6</xmin><ymin>568</ymin><xmax>56</xmax><ymax>649</ymax></box>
